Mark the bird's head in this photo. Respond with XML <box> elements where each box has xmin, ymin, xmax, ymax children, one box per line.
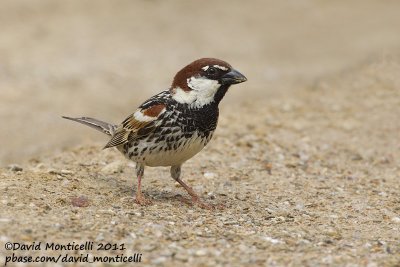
<box><xmin>170</xmin><ymin>58</ymin><xmax>247</xmax><ymax>108</ymax></box>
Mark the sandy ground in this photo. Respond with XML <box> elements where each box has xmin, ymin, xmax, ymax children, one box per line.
<box><xmin>1</xmin><ymin>1</ymin><xmax>400</xmax><ymax>266</ymax></box>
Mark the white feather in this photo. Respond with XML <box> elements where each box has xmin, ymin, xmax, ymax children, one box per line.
<box><xmin>133</xmin><ymin>110</ymin><xmax>155</xmax><ymax>122</ymax></box>
<box><xmin>171</xmin><ymin>87</ymin><xmax>197</xmax><ymax>104</ymax></box>
<box><xmin>213</xmin><ymin>65</ymin><xmax>228</xmax><ymax>71</ymax></box>
<box><xmin>188</xmin><ymin>77</ymin><xmax>220</xmax><ymax>107</ymax></box>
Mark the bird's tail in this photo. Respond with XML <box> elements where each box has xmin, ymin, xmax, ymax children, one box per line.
<box><xmin>62</xmin><ymin>116</ymin><xmax>116</xmax><ymax>136</ymax></box>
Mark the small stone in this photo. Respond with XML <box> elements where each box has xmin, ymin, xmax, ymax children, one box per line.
<box><xmin>194</xmin><ymin>249</ymin><xmax>207</xmax><ymax>256</ymax></box>
<box><xmin>100</xmin><ymin>161</ymin><xmax>125</xmax><ymax>174</ymax></box>
<box><xmin>295</xmin><ymin>203</ymin><xmax>305</xmax><ymax>211</ymax></box>
<box><xmin>47</xmin><ymin>169</ymin><xmax>59</xmax><ymax>174</ymax></box>
<box><xmin>299</xmin><ymin>151</ymin><xmax>309</xmax><ymax>161</ymax></box>
<box><xmin>142</xmin><ymin>244</ymin><xmax>157</xmax><ymax>252</ymax></box>
<box><xmin>263</xmin><ymin>162</ymin><xmax>272</xmax><ymax>174</ymax></box>
<box><xmin>98</xmin><ymin>209</ymin><xmax>116</xmax><ymax>215</ymax></box>
<box><xmin>203</xmin><ymin>172</ymin><xmax>216</xmax><ymax>179</ymax></box>
<box><xmin>391</xmin><ymin>217</ymin><xmax>400</xmax><ymax>223</ymax></box>
<box><xmin>261</xmin><ymin>236</ymin><xmax>283</xmax><ymax>244</ymax></box>
<box><xmin>8</xmin><ymin>164</ymin><xmax>23</xmax><ymax>172</ymax></box>
<box><xmin>129</xmin><ymin>233</ymin><xmax>137</xmax><ymax>239</ymax></box>
<box><xmin>235</xmin><ymin>193</ymin><xmax>246</xmax><ymax>201</ymax></box>
<box><xmin>54</xmin><ymin>223</ymin><xmax>63</xmax><ymax>230</ymax></box>
<box><xmin>154</xmin><ymin>230</ymin><xmax>163</xmax><ymax>238</ymax></box>
<box><xmin>61</xmin><ymin>169</ymin><xmax>74</xmax><ymax>175</ymax></box>
<box><xmin>223</xmin><ymin>220</ymin><xmax>238</xmax><ymax>225</ymax></box>
<box><xmin>71</xmin><ymin>196</ymin><xmax>90</xmax><ymax>207</ymax></box>
<box><xmin>238</xmin><ymin>244</ymin><xmax>248</xmax><ymax>251</ymax></box>
<box><xmin>325</xmin><ymin>229</ymin><xmax>342</xmax><ymax>240</ymax></box>
<box><xmin>152</xmin><ymin>256</ymin><xmax>167</xmax><ymax>264</ymax></box>
<box><xmin>96</xmin><ymin>233</ymin><xmax>104</xmax><ymax>241</ymax></box>
<box><xmin>159</xmin><ymin>249</ymin><xmax>174</xmax><ymax>257</ymax></box>
<box><xmin>378</xmin><ymin>191</ymin><xmax>387</xmax><ymax>197</ymax></box>
<box><xmin>351</xmin><ymin>154</ymin><xmax>363</xmax><ymax>161</ymax></box>
<box><xmin>20</xmin><ymin>235</ymin><xmax>33</xmax><ymax>241</ymax></box>
<box><xmin>175</xmin><ymin>253</ymin><xmax>189</xmax><ymax>262</ymax></box>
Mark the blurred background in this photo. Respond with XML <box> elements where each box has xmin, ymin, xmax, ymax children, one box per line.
<box><xmin>1</xmin><ymin>0</ymin><xmax>400</xmax><ymax>165</ymax></box>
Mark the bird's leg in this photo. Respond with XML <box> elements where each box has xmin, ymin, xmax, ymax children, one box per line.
<box><xmin>170</xmin><ymin>165</ymin><xmax>213</xmax><ymax>210</ymax></box>
<box><xmin>134</xmin><ymin>163</ymin><xmax>152</xmax><ymax>205</ymax></box>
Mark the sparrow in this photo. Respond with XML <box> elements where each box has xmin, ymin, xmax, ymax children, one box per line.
<box><xmin>63</xmin><ymin>58</ymin><xmax>247</xmax><ymax>209</ymax></box>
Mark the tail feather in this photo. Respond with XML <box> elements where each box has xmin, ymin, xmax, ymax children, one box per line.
<box><xmin>62</xmin><ymin>116</ymin><xmax>116</xmax><ymax>136</ymax></box>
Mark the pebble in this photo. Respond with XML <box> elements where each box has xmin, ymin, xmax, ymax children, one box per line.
<box><xmin>47</xmin><ymin>169</ymin><xmax>73</xmax><ymax>176</ymax></box>
<box><xmin>159</xmin><ymin>249</ymin><xmax>174</xmax><ymax>257</ymax></box>
<box><xmin>391</xmin><ymin>217</ymin><xmax>400</xmax><ymax>223</ymax></box>
<box><xmin>142</xmin><ymin>244</ymin><xmax>157</xmax><ymax>252</ymax></box>
<box><xmin>71</xmin><ymin>196</ymin><xmax>90</xmax><ymax>207</ymax></box>
<box><xmin>100</xmin><ymin>161</ymin><xmax>125</xmax><ymax>174</ymax></box>
<box><xmin>235</xmin><ymin>194</ymin><xmax>246</xmax><ymax>201</ymax></box>
<box><xmin>223</xmin><ymin>220</ymin><xmax>238</xmax><ymax>225</ymax></box>
<box><xmin>203</xmin><ymin>172</ymin><xmax>216</xmax><ymax>179</ymax></box>
<box><xmin>61</xmin><ymin>169</ymin><xmax>74</xmax><ymax>175</ymax></box>
<box><xmin>96</xmin><ymin>233</ymin><xmax>104</xmax><ymax>241</ymax></box>
<box><xmin>8</xmin><ymin>164</ymin><xmax>23</xmax><ymax>172</ymax></box>
<box><xmin>174</xmin><ymin>253</ymin><xmax>189</xmax><ymax>262</ymax></box>
<box><xmin>378</xmin><ymin>191</ymin><xmax>387</xmax><ymax>197</ymax></box>
<box><xmin>261</xmin><ymin>236</ymin><xmax>283</xmax><ymax>244</ymax></box>
<box><xmin>53</xmin><ymin>223</ymin><xmax>63</xmax><ymax>230</ymax></box>
<box><xmin>129</xmin><ymin>233</ymin><xmax>137</xmax><ymax>239</ymax></box>
<box><xmin>152</xmin><ymin>256</ymin><xmax>167</xmax><ymax>264</ymax></box>
<box><xmin>47</xmin><ymin>169</ymin><xmax>59</xmax><ymax>174</ymax></box>
<box><xmin>98</xmin><ymin>209</ymin><xmax>116</xmax><ymax>215</ymax></box>
<box><xmin>194</xmin><ymin>249</ymin><xmax>207</xmax><ymax>256</ymax></box>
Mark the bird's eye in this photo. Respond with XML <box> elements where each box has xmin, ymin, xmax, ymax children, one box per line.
<box><xmin>207</xmin><ymin>67</ymin><xmax>217</xmax><ymax>75</ymax></box>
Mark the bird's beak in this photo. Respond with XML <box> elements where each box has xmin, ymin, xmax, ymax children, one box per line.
<box><xmin>221</xmin><ymin>69</ymin><xmax>247</xmax><ymax>85</ymax></box>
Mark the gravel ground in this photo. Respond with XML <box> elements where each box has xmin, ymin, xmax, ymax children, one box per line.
<box><xmin>1</xmin><ymin>60</ymin><xmax>400</xmax><ymax>266</ymax></box>
<box><xmin>1</xmin><ymin>1</ymin><xmax>400</xmax><ymax>266</ymax></box>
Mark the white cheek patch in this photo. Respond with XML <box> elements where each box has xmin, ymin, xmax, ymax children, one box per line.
<box><xmin>188</xmin><ymin>77</ymin><xmax>221</xmax><ymax>107</ymax></box>
<box><xmin>172</xmin><ymin>77</ymin><xmax>221</xmax><ymax>108</ymax></box>
<box><xmin>133</xmin><ymin>110</ymin><xmax>155</xmax><ymax>122</ymax></box>
<box><xmin>187</xmin><ymin>77</ymin><xmax>220</xmax><ymax>93</ymax></box>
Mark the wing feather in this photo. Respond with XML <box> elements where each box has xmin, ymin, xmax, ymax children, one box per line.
<box><xmin>103</xmin><ymin>103</ymin><xmax>166</xmax><ymax>149</ymax></box>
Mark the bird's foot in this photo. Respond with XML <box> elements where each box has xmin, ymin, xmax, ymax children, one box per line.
<box><xmin>134</xmin><ymin>194</ymin><xmax>152</xmax><ymax>206</ymax></box>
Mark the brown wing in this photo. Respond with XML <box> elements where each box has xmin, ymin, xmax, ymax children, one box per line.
<box><xmin>103</xmin><ymin>103</ymin><xmax>166</xmax><ymax>149</ymax></box>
